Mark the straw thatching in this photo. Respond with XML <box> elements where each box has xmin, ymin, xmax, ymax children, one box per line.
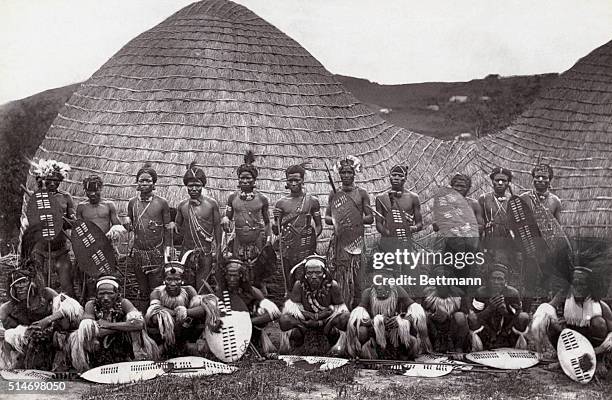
<box><xmin>474</xmin><ymin>40</ymin><xmax>612</xmax><ymax>239</ymax></box>
<box><xmin>30</xmin><ymin>0</ymin><xmax>477</xmax><ymax>246</ymax></box>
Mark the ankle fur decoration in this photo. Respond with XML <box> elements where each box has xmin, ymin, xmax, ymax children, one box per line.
<box><xmin>469</xmin><ymin>326</ymin><xmax>484</xmax><ymax>351</ymax></box>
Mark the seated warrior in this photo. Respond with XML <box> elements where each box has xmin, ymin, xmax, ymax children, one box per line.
<box><xmin>145</xmin><ymin>264</ymin><xmax>220</xmax><ymax>356</ymax></box>
<box><xmin>279</xmin><ymin>255</ymin><xmax>350</xmax><ymax>355</ymax></box>
<box><xmin>70</xmin><ymin>276</ymin><xmax>160</xmax><ymax>372</ymax></box>
<box><xmin>531</xmin><ymin>261</ymin><xmax>612</xmax><ymax>357</ymax></box>
<box><xmin>0</xmin><ymin>260</ymin><xmax>83</xmax><ymax>370</ymax></box>
<box><xmin>469</xmin><ymin>264</ymin><xmax>530</xmax><ymax>350</ymax></box>
<box><xmin>217</xmin><ymin>259</ymin><xmax>281</xmax><ymax>356</ymax></box>
<box><xmin>346</xmin><ymin>268</ymin><xmax>430</xmax><ymax>359</ymax></box>
<box><xmin>421</xmin><ymin>265</ymin><xmax>470</xmax><ymax>353</ymax></box>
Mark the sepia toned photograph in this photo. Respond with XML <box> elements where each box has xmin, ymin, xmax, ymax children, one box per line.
<box><xmin>1</xmin><ymin>1</ymin><xmax>611</xmax><ymax>398</ymax></box>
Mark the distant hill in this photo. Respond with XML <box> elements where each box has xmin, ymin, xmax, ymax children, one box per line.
<box><xmin>0</xmin><ymin>83</ymin><xmax>80</xmax><ymax>246</ymax></box>
<box><xmin>335</xmin><ymin>73</ymin><xmax>558</xmax><ymax>139</ymax></box>
<box><xmin>0</xmin><ymin>73</ymin><xmax>557</xmax><ymax>246</ymax></box>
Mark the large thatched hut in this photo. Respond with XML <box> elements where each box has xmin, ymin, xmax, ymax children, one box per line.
<box><xmin>474</xmin><ymin>40</ymin><xmax>612</xmax><ymax>240</ymax></box>
<box><xmin>30</xmin><ymin>0</ymin><xmax>475</xmax><ymax>245</ymax></box>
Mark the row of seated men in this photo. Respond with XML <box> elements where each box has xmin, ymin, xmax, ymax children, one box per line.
<box><xmin>1</xmin><ymin>253</ymin><xmax>610</xmax><ymax>373</ymax></box>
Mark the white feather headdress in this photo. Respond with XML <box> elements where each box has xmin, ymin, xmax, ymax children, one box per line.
<box><xmin>335</xmin><ymin>155</ymin><xmax>362</xmax><ymax>173</ymax></box>
<box><xmin>29</xmin><ymin>159</ymin><xmax>71</xmax><ymax>180</ymax></box>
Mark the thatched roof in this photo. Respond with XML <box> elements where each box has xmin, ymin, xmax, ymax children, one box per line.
<box><xmin>31</xmin><ymin>0</ymin><xmax>476</xmax><ymax>243</ymax></box>
<box><xmin>30</xmin><ymin>0</ymin><xmax>612</xmax><ymax>242</ymax></box>
<box><xmin>475</xmin><ymin>40</ymin><xmax>612</xmax><ymax>239</ymax></box>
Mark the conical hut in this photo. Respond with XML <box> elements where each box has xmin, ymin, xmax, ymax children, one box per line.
<box><xmin>474</xmin><ymin>40</ymin><xmax>612</xmax><ymax>240</ymax></box>
<box><xmin>29</xmin><ymin>0</ymin><xmax>476</xmax><ymax>246</ymax></box>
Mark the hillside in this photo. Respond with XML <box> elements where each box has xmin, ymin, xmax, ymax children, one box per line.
<box><xmin>336</xmin><ymin>73</ymin><xmax>558</xmax><ymax>139</ymax></box>
<box><xmin>0</xmin><ymin>83</ymin><xmax>81</xmax><ymax>246</ymax></box>
<box><xmin>0</xmin><ymin>73</ymin><xmax>556</xmax><ymax>246</ymax></box>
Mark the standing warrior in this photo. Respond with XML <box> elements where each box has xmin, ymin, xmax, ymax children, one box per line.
<box><xmin>478</xmin><ymin>167</ymin><xmax>512</xmax><ymax>241</ymax></box>
<box><xmin>478</xmin><ymin>167</ymin><xmax>515</xmax><ymax>264</ymax></box>
<box><xmin>421</xmin><ymin>265</ymin><xmax>470</xmax><ymax>353</ymax></box>
<box><xmin>325</xmin><ymin>155</ymin><xmax>373</xmax><ymax>307</ymax></box>
<box><xmin>0</xmin><ymin>260</ymin><xmax>83</xmax><ymax>370</ymax></box>
<box><xmin>127</xmin><ymin>163</ymin><xmax>173</xmax><ymax>297</ymax></box>
<box><xmin>346</xmin><ymin>268</ymin><xmax>430</xmax><ymax>359</ymax></box>
<box><xmin>279</xmin><ymin>255</ymin><xmax>349</xmax><ymax>354</ymax></box>
<box><xmin>468</xmin><ymin>264</ymin><xmax>530</xmax><ymax>350</ymax></box>
<box><xmin>217</xmin><ymin>259</ymin><xmax>281</xmax><ymax>356</ymax></box>
<box><xmin>145</xmin><ymin>264</ymin><xmax>220</xmax><ymax>356</ymax></box>
<box><xmin>76</xmin><ymin>175</ymin><xmax>126</xmax><ymax>240</ymax></box>
<box><xmin>175</xmin><ymin>162</ymin><xmax>222</xmax><ymax>291</ymax></box>
<box><xmin>27</xmin><ymin>159</ymin><xmax>77</xmax><ymax>297</ymax></box>
<box><xmin>272</xmin><ymin>163</ymin><xmax>323</xmax><ymax>291</ymax></box>
<box><xmin>374</xmin><ymin>165</ymin><xmax>423</xmax><ymax>254</ymax></box>
<box><xmin>520</xmin><ymin>164</ymin><xmax>561</xmax><ymax>221</ymax></box>
<box><xmin>449</xmin><ymin>173</ymin><xmax>483</xmax><ymax>234</ymax></box>
<box><xmin>221</xmin><ymin>151</ymin><xmax>274</xmax><ymax>290</ymax></box>
<box><xmin>519</xmin><ymin>164</ymin><xmax>566</xmax><ymax>308</ymax></box>
<box><xmin>531</xmin><ymin>249</ymin><xmax>612</xmax><ymax>357</ymax></box>
<box><xmin>70</xmin><ymin>275</ymin><xmax>159</xmax><ymax>372</ymax></box>
<box><xmin>76</xmin><ymin>175</ymin><xmax>127</xmax><ymax>298</ymax></box>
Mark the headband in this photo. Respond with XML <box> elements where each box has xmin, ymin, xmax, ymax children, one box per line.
<box><xmin>96</xmin><ymin>279</ymin><xmax>119</xmax><ymax>289</ymax></box>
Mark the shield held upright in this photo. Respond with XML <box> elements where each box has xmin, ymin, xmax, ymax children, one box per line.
<box><xmin>26</xmin><ymin>190</ymin><xmax>64</xmax><ymax>242</ymax></box>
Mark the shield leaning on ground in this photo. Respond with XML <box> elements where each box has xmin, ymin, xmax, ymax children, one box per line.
<box><xmin>557</xmin><ymin>328</ymin><xmax>596</xmax><ymax>384</ymax></box>
<box><xmin>26</xmin><ymin>190</ymin><xmax>64</xmax><ymax>242</ymax></box>
<box><xmin>71</xmin><ymin>219</ymin><xmax>117</xmax><ymax>277</ymax></box>
<box><xmin>0</xmin><ymin>369</ymin><xmax>58</xmax><ymax>381</ymax></box>
<box><xmin>278</xmin><ymin>355</ymin><xmax>349</xmax><ymax>371</ymax></box>
<box><xmin>80</xmin><ymin>360</ymin><xmax>167</xmax><ymax>384</ymax></box>
<box><xmin>165</xmin><ymin>356</ymin><xmax>237</xmax><ymax>377</ymax></box>
<box><xmin>205</xmin><ymin>291</ymin><xmax>252</xmax><ymax>362</ymax></box>
<box><xmin>466</xmin><ymin>348</ymin><xmax>539</xmax><ymax>369</ymax></box>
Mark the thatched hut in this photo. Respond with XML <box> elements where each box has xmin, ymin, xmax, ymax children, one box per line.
<box><xmin>474</xmin><ymin>40</ymin><xmax>612</xmax><ymax>239</ymax></box>
<box><xmin>29</xmin><ymin>0</ymin><xmax>476</xmax><ymax>245</ymax></box>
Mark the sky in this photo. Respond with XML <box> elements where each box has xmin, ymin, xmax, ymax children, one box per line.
<box><xmin>1</xmin><ymin>0</ymin><xmax>611</xmax><ymax>104</ymax></box>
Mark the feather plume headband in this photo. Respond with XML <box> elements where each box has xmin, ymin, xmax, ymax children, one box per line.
<box><xmin>237</xmin><ymin>150</ymin><xmax>258</xmax><ymax>178</ymax></box>
<box><xmin>335</xmin><ymin>155</ymin><xmax>362</xmax><ymax>173</ymax></box>
<box><xmin>183</xmin><ymin>160</ymin><xmax>206</xmax><ymax>186</ymax></box>
<box><xmin>29</xmin><ymin>159</ymin><xmax>71</xmax><ymax>180</ymax></box>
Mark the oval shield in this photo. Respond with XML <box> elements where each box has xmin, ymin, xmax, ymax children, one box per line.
<box><xmin>557</xmin><ymin>328</ymin><xmax>596</xmax><ymax>384</ymax></box>
<box><xmin>80</xmin><ymin>361</ymin><xmax>167</xmax><ymax>384</ymax></box>
<box><xmin>466</xmin><ymin>348</ymin><xmax>539</xmax><ymax>369</ymax></box>
<box><xmin>433</xmin><ymin>187</ymin><xmax>478</xmax><ymax>238</ymax></box>
<box><xmin>205</xmin><ymin>291</ymin><xmax>252</xmax><ymax>363</ymax></box>
<box><xmin>26</xmin><ymin>190</ymin><xmax>64</xmax><ymax>242</ymax></box>
<box><xmin>71</xmin><ymin>219</ymin><xmax>117</xmax><ymax>277</ymax></box>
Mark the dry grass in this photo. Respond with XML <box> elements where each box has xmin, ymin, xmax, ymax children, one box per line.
<box><xmin>80</xmin><ymin>359</ymin><xmax>612</xmax><ymax>400</ymax></box>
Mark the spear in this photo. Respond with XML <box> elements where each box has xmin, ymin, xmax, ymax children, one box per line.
<box><xmin>323</xmin><ymin>161</ymin><xmax>336</xmax><ymax>193</ymax></box>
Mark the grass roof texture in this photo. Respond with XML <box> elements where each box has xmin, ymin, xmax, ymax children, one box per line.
<box><xmin>31</xmin><ymin>0</ymin><xmax>477</xmax><ymax>245</ymax></box>
<box><xmin>475</xmin><ymin>40</ymin><xmax>612</xmax><ymax>239</ymax></box>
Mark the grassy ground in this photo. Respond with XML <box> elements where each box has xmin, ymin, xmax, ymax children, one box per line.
<box><xmin>79</xmin><ymin>360</ymin><xmax>612</xmax><ymax>400</ymax></box>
